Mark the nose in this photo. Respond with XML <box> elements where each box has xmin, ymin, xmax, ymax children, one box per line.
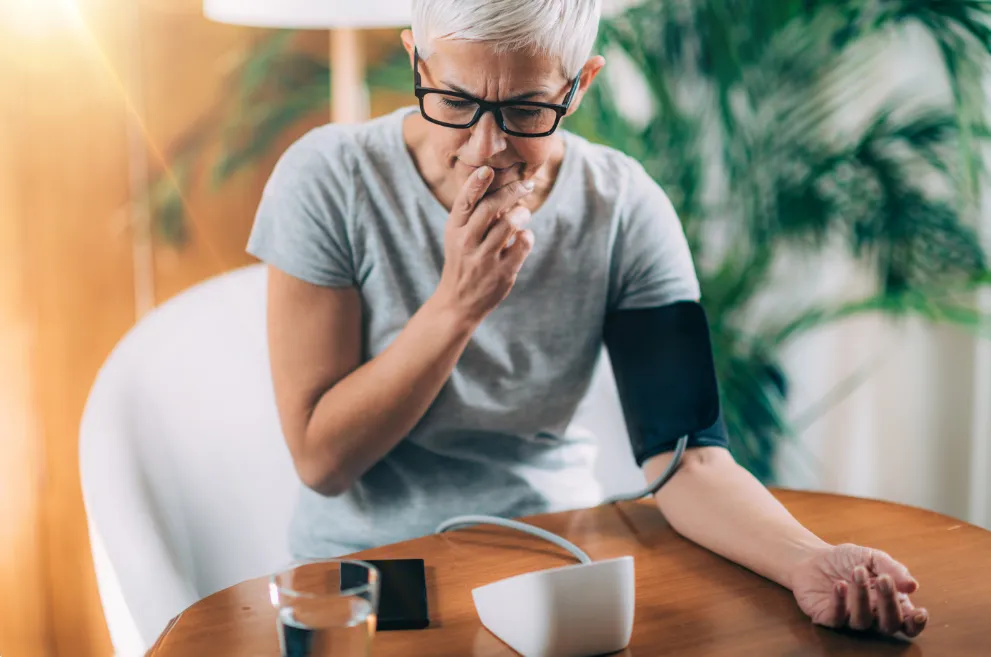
<box><xmin>467</xmin><ymin>111</ymin><xmax>508</xmax><ymax>161</ymax></box>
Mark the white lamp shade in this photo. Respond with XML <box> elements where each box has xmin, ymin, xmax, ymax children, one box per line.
<box><xmin>204</xmin><ymin>0</ymin><xmax>412</xmax><ymax>29</ymax></box>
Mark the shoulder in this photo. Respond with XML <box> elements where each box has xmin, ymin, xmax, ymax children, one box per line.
<box><xmin>265</xmin><ymin>109</ymin><xmax>407</xmax><ymax>197</ymax></box>
<box><xmin>561</xmin><ymin>131</ymin><xmax>666</xmax><ymax>206</ymax></box>
<box><xmin>562</xmin><ymin>130</ymin><xmax>648</xmax><ymax>176</ymax></box>
<box><xmin>267</xmin><ymin>123</ymin><xmax>361</xmax><ymax>185</ymax></box>
<box><xmin>262</xmin><ymin>119</ymin><xmax>384</xmax><ymax>211</ymax></box>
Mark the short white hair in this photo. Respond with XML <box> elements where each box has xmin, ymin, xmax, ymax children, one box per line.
<box><xmin>412</xmin><ymin>0</ymin><xmax>602</xmax><ymax>77</ymax></box>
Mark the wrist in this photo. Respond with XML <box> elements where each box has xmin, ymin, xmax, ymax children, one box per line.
<box><xmin>781</xmin><ymin>536</ymin><xmax>833</xmax><ymax>590</ymax></box>
<box><xmin>422</xmin><ymin>293</ymin><xmax>480</xmax><ymax>339</ymax></box>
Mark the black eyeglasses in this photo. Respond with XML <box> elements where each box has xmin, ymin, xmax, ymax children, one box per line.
<box><xmin>413</xmin><ymin>48</ymin><xmax>580</xmax><ymax>138</ymax></box>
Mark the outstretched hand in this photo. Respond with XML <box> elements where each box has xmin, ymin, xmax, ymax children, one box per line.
<box><xmin>790</xmin><ymin>543</ymin><xmax>929</xmax><ymax>637</ymax></box>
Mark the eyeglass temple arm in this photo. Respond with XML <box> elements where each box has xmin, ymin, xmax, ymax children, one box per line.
<box><xmin>413</xmin><ymin>48</ymin><xmax>427</xmax><ymax>89</ymax></box>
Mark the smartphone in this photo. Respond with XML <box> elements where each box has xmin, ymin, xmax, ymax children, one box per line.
<box><xmin>341</xmin><ymin>558</ymin><xmax>430</xmax><ymax>631</ymax></box>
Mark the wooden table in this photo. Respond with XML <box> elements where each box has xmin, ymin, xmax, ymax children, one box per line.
<box><xmin>148</xmin><ymin>490</ymin><xmax>991</xmax><ymax>656</ymax></box>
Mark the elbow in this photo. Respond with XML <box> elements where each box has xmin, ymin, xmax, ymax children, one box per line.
<box><xmin>675</xmin><ymin>445</ymin><xmax>734</xmax><ymax>475</ymax></box>
<box><xmin>287</xmin><ymin>412</ymin><xmax>357</xmax><ymax>496</ymax></box>
<box><xmin>294</xmin><ymin>453</ymin><xmax>356</xmax><ymax>498</ymax></box>
<box><xmin>650</xmin><ymin>446</ymin><xmax>734</xmax><ymax>521</ymax></box>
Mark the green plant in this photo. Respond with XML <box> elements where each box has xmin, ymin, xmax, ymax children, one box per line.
<box><xmin>152</xmin><ymin>1</ymin><xmax>991</xmax><ymax>482</ymax></box>
<box><xmin>572</xmin><ymin>0</ymin><xmax>991</xmax><ymax>480</ymax></box>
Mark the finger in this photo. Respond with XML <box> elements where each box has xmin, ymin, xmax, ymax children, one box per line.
<box><xmin>831</xmin><ymin>581</ymin><xmax>850</xmax><ymax>628</ymax></box>
<box><xmin>906</xmin><ymin>607</ymin><xmax>929</xmax><ymax>637</ymax></box>
<box><xmin>482</xmin><ymin>207</ymin><xmax>531</xmax><ymax>254</ymax></box>
<box><xmin>451</xmin><ymin>166</ymin><xmax>495</xmax><ymax>227</ymax></box>
<box><xmin>869</xmin><ymin>550</ymin><xmax>919</xmax><ymax>594</ymax></box>
<box><xmin>465</xmin><ymin>179</ymin><xmax>535</xmax><ymax>244</ymax></box>
<box><xmin>876</xmin><ymin>574</ymin><xmax>903</xmax><ymax>635</ymax></box>
<box><xmin>501</xmin><ymin>229</ymin><xmax>534</xmax><ymax>273</ymax></box>
<box><xmin>899</xmin><ymin>596</ymin><xmax>928</xmax><ymax>638</ymax></box>
<box><xmin>849</xmin><ymin>566</ymin><xmax>874</xmax><ymax>631</ymax></box>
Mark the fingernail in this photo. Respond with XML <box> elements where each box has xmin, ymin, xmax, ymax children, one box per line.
<box><xmin>477</xmin><ymin>166</ymin><xmax>492</xmax><ymax>180</ymax></box>
<box><xmin>854</xmin><ymin>568</ymin><xmax>866</xmax><ymax>585</ymax></box>
<box><xmin>879</xmin><ymin>576</ymin><xmax>892</xmax><ymax>594</ymax></box>
<box><xmin>914</xmin><ymin>610</ymin><xmax>927</xmax><ymax>624</ymax></box>
<box><xmin>521</xmin><ymin>180</ymin><xmax>535</xmax><ymax>192</ymax></box>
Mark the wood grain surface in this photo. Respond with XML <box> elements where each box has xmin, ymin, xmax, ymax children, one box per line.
<box><xmin>148</xmin><ymin>490</ymin><xmax>991</xmax><ymax>656</ymax></box>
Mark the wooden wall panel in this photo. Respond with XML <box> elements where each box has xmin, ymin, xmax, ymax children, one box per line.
<box><xmin>141</xmin><ymin>2</ymin><xmax>272</xmax><ymax>302</ymax></box>
<box><xmin>137</xmin><ymin>1</ymin><xmax>332</xmax><ymax>304</ymax></box>
<box><xmin>0</xmin><ymin>65</ymin><xmax>54</xmax><ymax>657</ymax></box>
<box><xmin>0</xmin><ymin>1</ymin><xmax>414</xmax><ymax>655</ymax></box>
<box><xmin>138</xmin><ymin>1</ymin><xmax>411</xmax><ymax>306</ymax></box>
<box><xmin>23</xmin><ymin>1</ymin><xmax>136</xmax><ymax>655</ymax></box>
<box><xmin>1</xmin><ymin>0</ymin><xmax>136</xmax><ymax>654</ymax></box>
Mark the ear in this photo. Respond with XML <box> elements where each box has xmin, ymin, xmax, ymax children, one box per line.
<box><xmin>565</xmin><ymin>55</ymin><xmax>606</xmax><ymax>117</ymax></box>
<box><xmin>401</xmin><ymin>29</ymin><xmax>416</xmax><ymax>66</ymax></box>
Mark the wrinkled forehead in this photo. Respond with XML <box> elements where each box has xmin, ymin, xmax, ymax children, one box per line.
<box><xmin>418</xmin><ymin>39</ymin><xmax>571</xmax><ymax>98</ymax></box>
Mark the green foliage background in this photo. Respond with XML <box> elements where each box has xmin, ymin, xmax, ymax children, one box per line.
<box><xmin>153</xmin><ymin>1</ymin><xmax>991</xmax><ymax>482</ymax></box>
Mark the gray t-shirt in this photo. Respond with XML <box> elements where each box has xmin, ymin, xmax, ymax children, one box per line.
<box><xmin>247</xmin><ymin>106</ymin><xmax>700</xmax><ymax>559</ymax></box>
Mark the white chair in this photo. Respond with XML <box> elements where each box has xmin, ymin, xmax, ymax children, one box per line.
<box><xmin>80</xmin><ymin>264</ymin><xmax>298</xmax><ymax>656</ymax></box>
<box><xmin>80</xmin><ymin>263</ymin><xmax>640</xmax><ymax>657</ymax></box>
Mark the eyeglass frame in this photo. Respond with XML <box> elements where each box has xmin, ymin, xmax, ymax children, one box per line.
<box><xmin>412</xmin><ymin>48</ymin><xmax>581</xmax><ymax>138</ymax></box>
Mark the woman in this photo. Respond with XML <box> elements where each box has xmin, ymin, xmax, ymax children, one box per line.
<box><xmin>247</xmin><ymin>0</ymin><xmax>928</xmax><ymax>638</ymax></box>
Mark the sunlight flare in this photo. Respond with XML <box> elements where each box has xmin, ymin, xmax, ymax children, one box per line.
<box><xmin>4</xmin><ymin>0</ymin><xmax>83</xmax><ymax>38</ymax></box>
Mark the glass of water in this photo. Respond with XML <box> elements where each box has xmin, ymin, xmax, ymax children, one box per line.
<box><xmin>269</xmin><ymin>559</ymin><xmax>380</xmax><ymax>657</ymax></box>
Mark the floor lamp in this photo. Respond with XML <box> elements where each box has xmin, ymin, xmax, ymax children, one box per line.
<box><xmin>203</xmin><ymin>0</ymin><xmax>413</xmax><ymax>124</ymax></box>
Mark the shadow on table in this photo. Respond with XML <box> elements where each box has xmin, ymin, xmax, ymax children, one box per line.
<box><xmin>424</xmin><ymin>565</ymin><xmax>443</xmax><ymax>629</ymax></box>
<box><xmin>793</xmin><ymin>624</ymin><xmax>922</xmax><ymax>656</ymax></box>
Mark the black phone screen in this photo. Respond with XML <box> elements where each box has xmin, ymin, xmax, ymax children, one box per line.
<box><xmin>341</xmin><ymin>558</ymin><xmax>429</xmax><ymax>631</ymax></box>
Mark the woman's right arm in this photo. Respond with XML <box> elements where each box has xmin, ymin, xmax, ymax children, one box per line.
<box><xmin>268</xmin><ymin>167</ymin><xmax>535</xmax><ymax>496</ymax></box>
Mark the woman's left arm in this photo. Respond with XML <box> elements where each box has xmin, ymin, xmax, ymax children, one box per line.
<box><xmin>644</xmin><ymin>447</ymin><xmax>930</xmax><ymax>637</ymax></box>
<box><xmin>646</xmin><ymin>446</ymin><xmax>824</xmax><ymax>587</ymax></box>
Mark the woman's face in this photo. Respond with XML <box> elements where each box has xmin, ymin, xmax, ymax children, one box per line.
<box><xmin>401</xmin><ymin>32</ymin><xmax>602</xmax><ymax>193</ymax></box>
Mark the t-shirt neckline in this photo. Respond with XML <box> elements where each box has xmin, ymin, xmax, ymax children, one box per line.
<box><xmin>390</xmin><ymin>105</ymin><xmax>577</xmax><ymax>224</ymax></box>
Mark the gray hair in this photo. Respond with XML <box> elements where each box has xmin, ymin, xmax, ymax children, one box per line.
<box><xmin>411</xmin><ymin>0</ymin><xmax>602</xmax><ymax>77</ymax></box>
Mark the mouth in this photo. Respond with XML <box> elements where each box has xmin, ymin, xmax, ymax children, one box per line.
<box><xmin>459</xmin><ymin>160</ymin><xmax>518</xmax><ymax>174</ymax></box>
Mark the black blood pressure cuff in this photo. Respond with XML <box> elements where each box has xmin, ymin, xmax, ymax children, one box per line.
<box><xmin>604</xmin><ymin>301</ymin><xmax>729</xmax><ymax>467</ymax></box>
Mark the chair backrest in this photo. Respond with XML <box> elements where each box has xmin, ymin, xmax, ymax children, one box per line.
<box><xmin>79</xmin><ymin>263</ymin><xmax>642</xmax><ymax>656</ymax></box>
<box><xmin>80</xmin><ymin>264</ymin><xmax>299</xmax><ymax>655</ymax></box>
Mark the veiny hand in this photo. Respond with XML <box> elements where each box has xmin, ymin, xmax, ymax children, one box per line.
<box><xmin>790</xmin><ymin>543</ymin><xmax>929</xmax><ymax>637</ymax></box>
<box><xmin>433</xmin><ymin>166</ymin><xmax>535</xmax><ymax>324</ymax></box>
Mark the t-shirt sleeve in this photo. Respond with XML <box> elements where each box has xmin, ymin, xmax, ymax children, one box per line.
<box><xmin>607</xmin><ymin>157</ymin><xmax>701</xmax><ymax>311</ymax></box>
<box><xmin>246</xmin><ymin>128</ymin><xmax>357</xmax><ymax>288</ymax></box>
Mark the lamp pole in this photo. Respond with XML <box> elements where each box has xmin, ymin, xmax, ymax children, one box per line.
<box><xmin>330</xmin><ymin>28</ymin><xmax>366</xmax><ymax>124</ymax></box>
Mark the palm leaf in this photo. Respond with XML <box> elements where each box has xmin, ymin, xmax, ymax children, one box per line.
<box><xmin>768</xmin><ymin>281</ymin><xmax>991</xmax><ymax>348</ymax></box>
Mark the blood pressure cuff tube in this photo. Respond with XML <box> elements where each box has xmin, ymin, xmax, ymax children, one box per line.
<box><xmin>603</xmin><ymin>300</ymin><xmax>729</xmax><ymax>467</ymax></box>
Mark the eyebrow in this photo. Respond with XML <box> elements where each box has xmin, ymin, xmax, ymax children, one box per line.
<box><xmin>440</xmin><ymin>80</ymin><xmax>550</xmax><ymax>102</ymax></box>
